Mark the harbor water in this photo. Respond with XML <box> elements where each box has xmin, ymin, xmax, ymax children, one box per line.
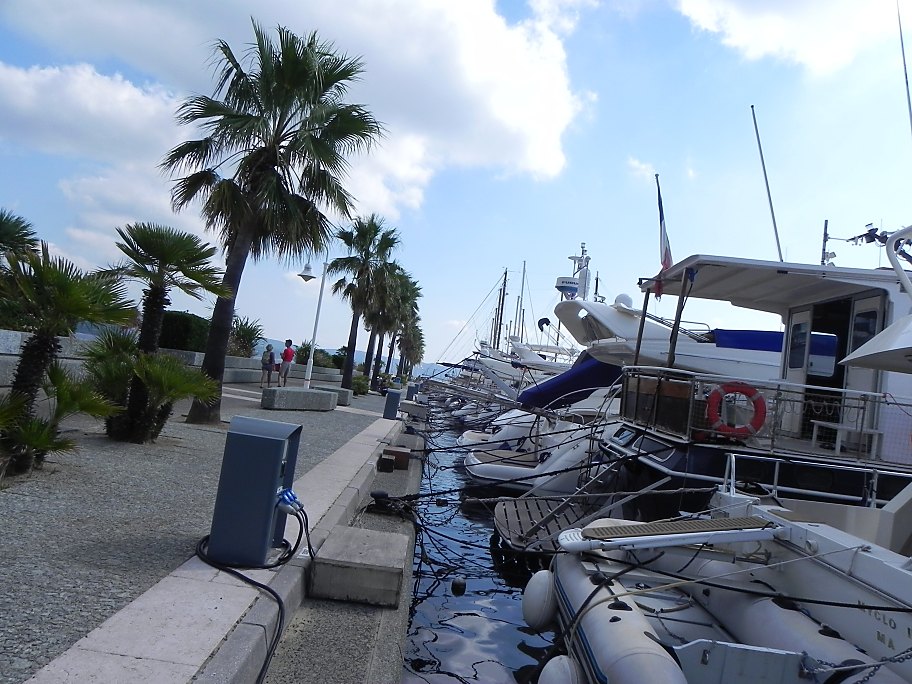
<box><xmin>402</xmin><ymin>430</ymin><xmax>554</xmax><ymax>683</ymax></box>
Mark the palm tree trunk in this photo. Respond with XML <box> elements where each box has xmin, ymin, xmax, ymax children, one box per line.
<box><xmin>384</xmin><ymin>332</ymin><xmax>397</xmax><ymax>375</ymax></box>
<box><xmin>186</xmin><ymin>227</ymin><xmax>254</xmax><ymax>424</ymax></box>
<box><xmin>341</xmin><ymin>309</ymin><xmax>361</xmax><ymax>390</ymax></box>
<box><xmin>122</xmin><ymin>284</ymin><xmax>170</xmax><ymax>441</ymax></box>
<box><xmin>370</xmin><ymin>330</ymin><xmax>385</xmax><ymax>390</ymax></box>
<box><xmin>10</xmin><ymin>333</ymin><xmax>58</xmax><ymax>419</ymax></box>
<box><xmin>7</xmin><ymin>332</ymin><xmax>58</xmax><ymax>472</ymax></box>
<box><xmin>363</xmin><ymin>328</ymin><xmax>377</xmax><ymax>389</ymax></box>
<box><xmin>137</xmin><ymin>285</ymin><xmax>169</xmax><ymax>353</ymax></box>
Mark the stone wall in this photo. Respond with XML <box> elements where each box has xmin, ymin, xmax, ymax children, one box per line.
<box><xmin>0</xmin><ymin>330</ymin><xmax>344</xmax><ymax>388</ymax></box>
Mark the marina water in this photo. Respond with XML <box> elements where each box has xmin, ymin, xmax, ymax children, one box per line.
<box><xmin>402</xmin><ymin>430</ymin><xmax>554</xmax><ymax>683</ymax></box>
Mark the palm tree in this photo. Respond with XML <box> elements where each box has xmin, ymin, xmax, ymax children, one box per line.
<box><xmin>227</xmin><ymin>316</ymin><xmax>265</xmax><ymax>357</ymax></box>
<box><xmin>328</xmin><ymin>215</ymin><xmax>400</xmax><ymax>389</ymax></box>
<box><xmin>380</xmin><ymin>272</ymin><xmax>421</xmax><ymax>379</ymax></box>
<box><xmin>370</xmin><ymin>269</ymin><xmax>421</xmax><ymax>389</ymax></box>
<box><xmin>162</xmin><ymin>22</ymin><xmax>383</xmax><ymax>423</ymax></box>
<box><xmin>83</xmin><ymin>329</ymin><xmax>219</xmax><ymax>443</ymax></box>
<box><xmin>107</xmin><ymin>223</ymin><xmax>226</xmax><ymax>442</ymax></box>
<box><xmin>0</xmin><ymin>209</ymin><xmax>38</xmax><ymax>256</ymax></box>
<box><xmin>362</xmin><ymin>263</ymin><xmax>404</xmax><ymax>390</ymax></box>
<box><xmin>0</xmin><ymin>209</ymin><xmax>40</xmax><ymax>330</ymax></box>
<box><xmin>0</xmin><ymin>243</ymin><xmax>133</xmax><ymax>472</ymax></box>
<box><xmin>112</xmin><ymin>223</ymin><xmax>226</xmax><ymax>352</ymax></box>
<box><xmin>397</xmin><ymin>317</ymin><xmax>425</xmax><ymax>379</ymax></box>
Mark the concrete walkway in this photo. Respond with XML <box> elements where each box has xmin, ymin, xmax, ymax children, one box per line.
<box><xmin>1</xmin><ymin>390</ymin><xmax>398</xmax><ymax>683</ymax></box>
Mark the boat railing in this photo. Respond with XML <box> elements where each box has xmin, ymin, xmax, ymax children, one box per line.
<box><xmin>620</xmin><ymin>366</ymin><xmax>912</xmax><ymax>466</ymax></box>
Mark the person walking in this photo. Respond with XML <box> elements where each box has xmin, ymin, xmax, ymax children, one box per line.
<box><xmin>279</xmin><ymin>339</ymin><xmax>295</xmax><ymax>386</ymax></box>
<box><xmin>260</xmin><ymin>343</ymin><xmax>276</xmax><ymax>388</ymax></box>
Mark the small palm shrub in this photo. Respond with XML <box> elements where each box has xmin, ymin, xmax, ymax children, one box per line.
<box><xmin>294</xmin><ymin>342</ymin><xmax>311</xmax><ymax>365</ymax></box>
<box><xmin>0</xmin><ymin>364</ymin><xmax>118</xmax><ymax>481</ymax></box>
<box><xmin>331</xmin><ymin>347</ymin><xmax>346</xmax><ymax>370</ymax></box>
<box><xmin>351</xmin><ymin>375</ymin><xmax>369</xmax><ymax>395</ymax></box>
<box><xmin>84</xmin><ymin>330</ymin><xmax>219</xmax><ymax>443</ymax></box>
<box><xmin>227</xmin><ymin>316</ymin><xmax>264</xmax><ymax>357</ymax></box>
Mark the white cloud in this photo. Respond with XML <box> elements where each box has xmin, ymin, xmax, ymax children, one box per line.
<box><xmin>626</xmin><ymin>156</ymin><xmax>656</xmax><ymax>180</ymax></box>
<box><xmin>0</xmin><ymin>62</ymin><xmax>180</xmax><ymax>162</ymax></box>
<box><xmin>676</xmin><ymin>0</ymin><xmax>897</xmax><ymax>76</ymax></box>
<box><xmin>1</xmin><ymin>0</ymin><xmax>588</xmax><ymax>185</ymax></box>
<box><xmin>63</xmin><ymin>228</ymin><xmax>123</xmax><ymax>263</ymax></box>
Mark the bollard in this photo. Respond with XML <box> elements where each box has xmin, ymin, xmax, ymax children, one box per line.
<box><xmin>383</xmin><ymin>389</ymin><xmax>402</xmax><ymax>419</ymax></box>
<box><xmin>406</xmin><ymin>382</ymin><xmax>418</xmax><ymax>401</ymax></box>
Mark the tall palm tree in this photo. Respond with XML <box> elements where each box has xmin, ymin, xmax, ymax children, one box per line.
<box><xmin>108</xmin><ymin>223</ymin><xmax>227</xmax><ymax>442</ymax></box>
<box><xmin>328</xmin><ymin>215</ymin><xmax>400</xmax><ymax>389</ymax></box>
<box><xmin>0</xmin><ymin>243</ymin><xmax>133</xmax><ymax>472</ymax></box>
<box><xmin>381</xmin><ymin>272</ymin><xmax>421</xmax><ymax>378</ymax></box>
<box><xmin>162</xmin><ymin>22</ymin><xmax>383</xmax><ymax>423</ymax></box>
<box><xmin>363</xmin><ymin>262</ymin><xmax>404</xmax><ymax>390</ymax></box>
<box><xmin>397</xmin><ymin>316</ymin><xmax>425</xmax><ymax>379</ymax></box>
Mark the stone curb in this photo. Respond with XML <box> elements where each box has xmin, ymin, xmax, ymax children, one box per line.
<box><xmin>193</xmin><ymin>420</ymin><xmax>404</xmax><ymax>683</ymax></box>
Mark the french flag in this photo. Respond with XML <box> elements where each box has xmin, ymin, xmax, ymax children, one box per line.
<box><xmin>655</xmin><ymin>173</ymin><xmax>672</xmax><ymax>297</ymax></box>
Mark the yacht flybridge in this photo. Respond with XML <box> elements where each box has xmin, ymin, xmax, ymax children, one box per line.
<box><xmin>490</xmin><ymin>241</ymin><xmax>912</xmax><ymax>555</ymax></box>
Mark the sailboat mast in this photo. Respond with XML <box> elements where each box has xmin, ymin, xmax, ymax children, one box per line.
<box><xmin>516</xmin><ymin>261</ymin><xmax>526</xmax><ymax>341</ymax></box>
<box><xmin>751</xmin><ymin>104</ymin><xmax>785</xmax><ymax>262</ymax></box>
<box><xmin>493</xmin><ymin>268</ymin><xmax>507</xmax><ymax>350</ymax></box>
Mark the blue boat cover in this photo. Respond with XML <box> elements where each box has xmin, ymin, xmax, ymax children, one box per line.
<box><xmin>517</xmin><ymin>352</ymin><xmax>622</xmax><ymax>409</ymax></box>
<box><xmin>712</xmin><ymin>329</ymin><xmax>837</xmax><ymax>356</ymax></box>
<box><xmin>712</xmin><ymin>329</ymin><xmax>783</xmax><ymax>353</ymax></box>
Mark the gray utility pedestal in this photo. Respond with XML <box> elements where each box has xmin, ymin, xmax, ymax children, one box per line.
<box><xmin>207</xmin><ymin>416</ymin><xmax>302</xmax><ymax>566</ymax></box>
<box><xmin>309</xmin><ymin>525</ymin><xmax>409</xmax><ymax>607</ymax></box>
<box><xmin>261</xmin><ymin>387</ymin><xmax>337</xmax><ymax>411</ymax></box>
<box><xmin>383</xmin><ymin>389</ymin><xmax>402</xmax><ymax>420</ymax></box>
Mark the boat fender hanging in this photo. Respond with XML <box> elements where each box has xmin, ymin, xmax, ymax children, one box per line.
<box><xmin>706</xmin><ymin>382</ymin><xmax>767</xmax><ymax>439</ymax></box>
<box><xmin>522</xmin><ymin>570</ymin><xmax>558</xmax><ymax>631</ymax></box>
<box><xmin>538</xmin><ymin>655</ymin><xmax>584</xmax><ymax>684</ymax></box>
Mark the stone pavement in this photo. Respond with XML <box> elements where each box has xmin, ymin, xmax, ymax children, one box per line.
<box><xmin>1</xmin><ymin>388</ymin><xmax>407</xmax><ymax>683</ymax></box>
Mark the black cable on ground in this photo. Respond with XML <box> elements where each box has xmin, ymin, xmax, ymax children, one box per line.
<box><xmin>195</xmin><ymin>509</ymin><xmax>307</xmax><ymax>684</ymax></box>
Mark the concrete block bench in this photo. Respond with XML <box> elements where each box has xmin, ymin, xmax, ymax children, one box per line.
<box><xmin>261</xmin><ymin>387</ymin><xmax>337</xmax><ymax>411</ymax></box>
<box><xmin>311</xmin><ymin>386</ymin><xmax>353</xmax><ymax>406</ymax></box>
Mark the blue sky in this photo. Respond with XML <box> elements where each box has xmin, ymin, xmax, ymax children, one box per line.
<box><xmin>1</xmin><ymin>0</ymin><xmax>911</xmax><ymax>364</ymax></box>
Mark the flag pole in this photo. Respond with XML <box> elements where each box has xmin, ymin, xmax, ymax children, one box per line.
<box><xmin>898</xmin><ymin>0</ymin><xmax>912</xmax><ymax>145</ymax></box>
<box><xmin>751</xmin><ymin>105</ymin><xmax>785</xmax><ymax>262</ymax></box>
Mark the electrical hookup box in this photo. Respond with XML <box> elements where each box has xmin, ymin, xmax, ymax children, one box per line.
<box><xmin>207</xmin><ymin>416</ymin><xmax>302</xmax><ymax>567</ymax></box>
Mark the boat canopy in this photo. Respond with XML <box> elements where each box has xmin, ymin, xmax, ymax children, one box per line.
<box><xmin>642</xmin><ymin>255</ymin><xmax>905</xmax><ymax>317</ymax></box>
<box><xmin>516</xmin><ymin>352</ymin><xmax>621</xmax><ymax>409</ymax></box>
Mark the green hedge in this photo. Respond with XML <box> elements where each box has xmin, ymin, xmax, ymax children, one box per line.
<box><xmin>159</xmin><ymin>311</ymin><xmax>210</xmax><ymax>352</ymax></box>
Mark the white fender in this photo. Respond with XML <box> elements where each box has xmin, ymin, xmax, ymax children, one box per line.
<box><xmin>538</xmin><ymin>655</ymin><xmax>584</xmax><ymax>684</ymax></box>
<box><xmin>522</xmin><ymin>570</ymin><xmax>557</xmax><ymax>631</ymax></box>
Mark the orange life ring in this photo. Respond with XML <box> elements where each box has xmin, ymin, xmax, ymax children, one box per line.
<box><xmin>706</xmin><ymin>382</ymin><xmax>767</xmax><ymax>439</ymax></box>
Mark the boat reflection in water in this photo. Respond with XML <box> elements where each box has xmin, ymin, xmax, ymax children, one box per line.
<box><xmin>402</xmin><ymin>431</ymin><xmax>554</xmax><ymax>683</ymax></box>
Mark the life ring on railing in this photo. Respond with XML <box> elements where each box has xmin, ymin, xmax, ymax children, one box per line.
<box><xmin>706</xmin><ymin>382</ymin><xmax>767</xmax><ymax>439</ymax></box>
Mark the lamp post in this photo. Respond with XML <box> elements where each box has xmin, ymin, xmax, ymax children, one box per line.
<box><xmin>298</xmin><ymin>261</ymin><xmax>329</xmax><ymax>389</ymax></box>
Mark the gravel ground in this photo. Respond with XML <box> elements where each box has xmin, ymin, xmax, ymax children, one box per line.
<box><xmin>0</xmin><ymin>391</ymin><xmax>387</xmax><ymax>683</ymax></box>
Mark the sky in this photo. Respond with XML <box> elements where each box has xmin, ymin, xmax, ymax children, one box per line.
<box><xmin>2</xmin><ymin>0</ymin><xmax>912</xmax><ymax>366</ymax></box>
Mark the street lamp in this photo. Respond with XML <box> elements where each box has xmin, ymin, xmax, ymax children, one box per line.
<box><xmin>298</xmin><ymin>261</ymin><xmax>329</xmax><ymax>389</ymax></box>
